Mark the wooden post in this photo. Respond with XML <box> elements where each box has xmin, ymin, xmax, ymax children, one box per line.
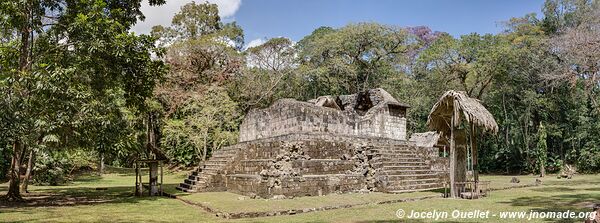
<box><xmin>135</xmin><ymin>162</ymin><xmax>143</xmax><ymax>196</ymax></box>
<box><xmin>449</xmin><ymin>108</ymin><xmax>456</xmax><ymax>198</ymax></box>
<box><xmin>160</xmin><ymin>161</ymin><xmax>163</xmax><ymax>196</ymax></box>
<box><xmin>149</xmin><ymin>161</ymin><xmax>158</xmax><ymax>196</ymax></box>
<box><xmin>469</xmin><ymin>123</ymin><xmax>474</xmax><ymax>181</ymax></box>
<box><xmin>473</xmin><ymin>125</ymin><xmax>479</xmax><ymax>183</ymax></box>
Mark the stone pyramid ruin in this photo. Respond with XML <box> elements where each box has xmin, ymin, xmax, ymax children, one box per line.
<box><xmin>176</xmin><ymin>88</ymin><xmax>449</xmax><ymax>198</ymax></box>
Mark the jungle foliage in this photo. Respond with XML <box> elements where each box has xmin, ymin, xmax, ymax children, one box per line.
<box><xmin>1</xmin><ymin>0</ymin><xmax>600</xmax><ymax>201</ymax></box>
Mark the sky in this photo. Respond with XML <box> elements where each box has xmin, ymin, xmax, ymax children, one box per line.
<box><xmin>131</xmin><ymin>0</ymin><xmax>545</xmax><ymax>49</ymax></box>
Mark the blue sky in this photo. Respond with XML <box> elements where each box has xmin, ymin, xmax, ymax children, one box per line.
<box><xmin>132</xmin><ymin>0</ymin><xmax>545</xmax><ymax>48</ymax></box>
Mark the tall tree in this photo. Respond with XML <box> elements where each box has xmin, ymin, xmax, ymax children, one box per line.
<box><xmin>0</xmin><ymin>0</ymin><xmax>166</xmax><ymax>201</ymax></box>
<box><xmin>234</xmin><ymin>37</ymin><xmax>297</xmax><ymax>109</ymax></box>
<box><xmin>153</xmin><ymin>2</ymin><xmax>244</xmax><ymax>166</ymax></box>
<box><xmin>296</xmin><ymin>23</ymin><xmax>418</xmax><ymax>97</ymax></box>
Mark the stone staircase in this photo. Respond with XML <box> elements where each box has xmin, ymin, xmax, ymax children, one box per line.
<box><xmin>176</xmin><ymin>146</ymin><xmax>240</xmax><ymax>192</ymax></box>
<box><xmin>374</xmin><ymin>146</ymin><xmax>444</xmax><ymax>193</ymax></box>
<box><xmin>174</xmin><ymin>135</ymin><xmax>447</xmax><ymax>196</ymax></box>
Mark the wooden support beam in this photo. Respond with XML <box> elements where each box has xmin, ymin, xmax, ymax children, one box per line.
<box><xmin>450</xmin><ymin>110</ymin><xmax>456</xmax><ymax>198</ymax></box>
<box><xmin>473</xmin><ymin>124</ymin><xmax>479</xmax><ymax>182</ymax></box>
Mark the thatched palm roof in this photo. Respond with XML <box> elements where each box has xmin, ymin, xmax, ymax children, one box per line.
<box><xmin>409</xmin><ymin>131</ymin><xmax>441</xmax><ymax>147</ymax></box>
<box><xmin>427</xmin><ymin>90</ymin><xmax>498</xmax><ymax>136</ymax></box>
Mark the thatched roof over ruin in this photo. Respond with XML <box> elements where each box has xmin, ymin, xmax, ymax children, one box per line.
<box><xmin>409</xmin><ymin>131</ymin><xmax>441</xmax><ymax>147</ymax></box>
<box><xmin>427</xmin><ymin>90</ymin><xmax>498</xmax><ymax>136</ymax></box>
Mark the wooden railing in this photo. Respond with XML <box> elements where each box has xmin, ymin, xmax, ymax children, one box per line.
<box><xmin>454</xmin><ymin>181</ymin><xmax>491</xmax><ymax>199</ymax></box>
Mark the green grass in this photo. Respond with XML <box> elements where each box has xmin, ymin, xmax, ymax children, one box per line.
<box><xmin>1</xmin><ymin>170</ymin><xmax>599</xmax><ymax>223</ymax></box>
<box><xmin>176</xmin><ymin>190</ymin><xmax>438</xmax><ymax>214</ymax></box>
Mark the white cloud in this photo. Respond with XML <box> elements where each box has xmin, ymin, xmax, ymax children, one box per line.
<box><xmin>130</xmin><ymin>0</ymin><xmax>242</xmax><ymax>34</ymax></box>
<box><xmin>244</xmin><ymin>38</ymin><xmax>266</xmax><ymax>50</ymax></box>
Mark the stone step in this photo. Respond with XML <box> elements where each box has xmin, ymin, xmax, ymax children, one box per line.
<box><xmin>381</xmin><ymin>156</ymin><xmax>422</xmax><ymax>160</ymax></box>
<box><xmin>208</xmin><ymin>159</ymin><xmax>230</xmax><ymax>164</ymax></box>
<box><xmin>385</xmin><ymin>173</ymin><xmax>439</xmax><ymax>180</ymax></box>
<box><xmin>373</xmin><ymin>151</ymin><xmax>415</xmax><ymax>155</ymax></box>
<box><xmin>209</xmin><ymin>153</ymin><xmax>235</xmax><ymax>158</ymax></box>
<box><xmin>203</xmin><ymin>163</ymin><xmax>227</xmax><ymax>167</ymax></box>
<box><xmin>176</xmin><ymin>186</ymin><xmax>197</xmax><ymax>193</ymax></box>
<box><xmin>382</xmin><ymin>159</ymin><xmax>425</xmax><ymax>162</ymax></box>
<box><xmin>378</xmin><ymin>154</ymin><xmax>422</xmax><ymax>158</ymax></box>
<box><xmin>387</xmin><ymin>185</ymin><xmax>444</xmax><ymax>194</ymax></box>
<box><xmin>382</xmin><ymin>169</ymin><xmax>434</xmax><ymax>175</ymax></box>
<box><xmin>178</xmin><ymin>182</ymin><xmax>194</xmax><ymax>190</ymax></box>
<box><xmin>184</xmin><ymin>178</ymin><xmax>206</xmax><ymax>185</ymax></box>
<box><xmin>373</xmin><ymin>146</ymin><xmax>415</xmax><ymax>150</ymax></box>
<box><xmin>385</xmin><ymin>182</ymin><xmax>443</xmax><ymax>191</ymax></box>
<box><xmin>213</xmin><ymin>149</ymin><xmax>238</xmax><ymax>155</ymax></box>
<box><xmin>194</xmin><ymin>173</ymin><xmax>217</xmax><ymax>181</ymax></box>
<box><xmin>205</xmin><ymin>158</ymin><xmax>233</xmax><ymax>163</ymax></box>
<box><xmin>386</xmin><ymin>178</ymin><xmax>441</xmax><ymax>186</ymax></box>
<box><xmin>188</xmin><ymin>171</ymin><xmax>216</xmax><ymax>179</ymax></box>
<box><xmin>210</xmin><ymin>153</ymin><xmax>235</xmax><ymax>159</ymax></box>
<box><xmin>188</xmin><ymin>174</ymin><xmax>200</xmax><ymax>180</ymax></box>
<box><xmin>177</xmin><ymin>147</ymin><xmax>241</xmax><ymax>193</ymax></box>
<box><xmin>202</xmin><ymin>167</ymin><xmax>220</xmax><ymax>173</ymax></box>
<box><xmin>375</xmin><ymin>154</ymin><xmax>419</xmax><ymax>157</ymax></box>
<box><xmin>383</xmin><ymin>165</ymin><xmax>430</xmax><ymax>170</ymax></box>
<box><xmin>227</xmin><ymin>174</ymin><xmax>261</xmax><ymax>179</ymax></box>
<box><xmin>382</xmin><ymin>161</ymin><xmax>426</xmax><ymax>166</ymax></box>
<box><xmin>184</xmin><ymin>179</ymin><xmax>196</xmax><ymax>185</ymax></box>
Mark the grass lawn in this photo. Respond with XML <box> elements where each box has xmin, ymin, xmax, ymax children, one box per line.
<box><xmin>1</xmin><ymin>169</ymin><xmax>599</xmax><ymax>223</ymax></box>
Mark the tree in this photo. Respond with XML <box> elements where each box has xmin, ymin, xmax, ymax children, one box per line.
<box><xmin>547</xmin><ymin>8</ymin><xmax>600</xmax><ymax>112</ymax></box>
<box><xmin>541</xmin><ymin>0</ymin><xmax>599</xmax><ymax>33</ymax></box>
<box><xmin>151</xmin><ymin>1</ymin><xmax>243</xmax><ymax>49</ymax></box>
<box><xmin>0</xmin><ymin>0</ymin><xmax>166</xmax><ymax>201</ymax></box>
<box><xmin>233</xmin><ymin>37</ymin><xmax>297</xmax><ymax>110</ymax></box>
<box><xmin>153</xmin><ymin>2</ymin><xmax>244</xmax><ymax>166</ymax></box>
<box><xmin>537</xmin><ymin>123</ymin><xmax>548</xmax><ymax>177</ymax></box>
<box><xmin>296</xmin><ymin>23</ymin><xmax>419</xmax><ymax>97</ymax></box>
<box><xmin>416</xmin><ymin>33</ymin><xmax>513</xmax><ymax>99</ymax></box>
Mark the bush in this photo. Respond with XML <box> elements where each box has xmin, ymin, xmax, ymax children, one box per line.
<box><xmin>0</xmin><ymin>143</ymin><xmax>10</xmax><ymax>181</ymax></box>
<box><xmin>33</xmin><ymin>149</ymin><xmax>97</xmax><ymax>186</ymax></box>
<box><xmin>546</xmin><ymin>156</ymin><xmax>563</xmax><ymax>173</ymax></box>
<box><xmin>162</xmin><ymin>119</ymin><xmax>197</xmax><ymax>166</ymax></box>
<box><xmin>577</xmin><ymin>147</ymin><xmax>600</xmax><ymax>173</ymax></box>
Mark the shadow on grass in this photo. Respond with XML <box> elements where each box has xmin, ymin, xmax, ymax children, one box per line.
<box><xmin>355</xmin><ymin>219</ymin><xmax>463</xmax><ymax>223</ymax></box>
<box><xmin>104</xmin><ymin>166</ymin><xmax>138</xmax><ymax>175</ymax></box>
<box><xmin>73</xmin><ymin>174</ymin><xmax>103</xmax><ymax>182</ymax></box>
<box><xmin>502</xmin><ymin>191</ymin><xmax>600</xmax><ymax>223</ymax></box>
<box><xmin>426</xmin><ymin>188</ymin><xmax>448</xmax><ymax>193</ymax></box>
<box><xmin>531</xmin><ymin>186</ymin><xmax>577</xmax><ymax>193</ymax></box>
<box><xmin>161</xmin><ymin>183</ymin><xmax>191</xmax><ymax>198</ymax></box>
<box><xmin>543</xmin><ymin>178</ymin><xmax>600</xmax><ymax>186</ymax></box>
<box><xmin>0</xmin><ymin>185</ymin><xmax>166</xmax><ymax>209</ymax></box>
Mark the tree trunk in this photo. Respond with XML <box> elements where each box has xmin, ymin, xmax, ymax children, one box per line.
<box><xmin>99</xmin><ymin>152</ymin><xmax>105</xmax><ymax>174</ymax></box>
<box><xmin>7</xmin><ymin>1</ymin><xmax>32</xmax><ymax>202</ymax></box>
<box><xmin>540</xmin><ymin>163</ymin><xmax>545</xmax><ymax>177</ymax></box>
<box><xmin>202</xmin><ymin>131</ymin><xmax>208</xmax><ymax>161</ymax></box>
<box><xmin>6</xmin><ymin>141</ymin><xmax>23</xmax><ymax>201</ymax></box>
<box><xmin>502</xmin><ymin>94</ymin><xmax>510</xmax><ymax>150</ymax></box>
<box><xmin>20</xmin><ymin>148</ymin><xmax>35</xmax><ymax>193</ymax></box>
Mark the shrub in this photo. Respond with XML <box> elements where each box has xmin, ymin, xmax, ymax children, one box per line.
<box><xmin>577</xmin><ymin>147</ymin><xmax>600</xmax><ymax>173</ymax></box>
<box><xmin>33</xmin><ymin>149</ymin><xmax>96</xmax><ymax>185</ymax></box>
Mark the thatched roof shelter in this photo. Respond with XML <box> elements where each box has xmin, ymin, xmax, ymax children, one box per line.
<box><xmin>427</xmin><ymin>90</ymin><xmax>498</xmax><ymax>137</ymax></box>
<box><xmin>427</xmin><ymin>90</ymin><xmax>498</xmax><ymax>198</ymax></box>
<box><xmin>409</xmin><ymin>131</ymin><xmax>441</xmax><ymax>148</ymax></box>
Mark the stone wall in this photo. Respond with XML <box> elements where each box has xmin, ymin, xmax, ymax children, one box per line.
<box><xmin>215</xmin><ymin>133</ymin><xmax>447</xmax><ymax>198</ymax></box>
<box><xmin>239</xmin><ymin>99</ymin><xmax>407</xmax><ymax>142</ymax></box>
<box><xmin>178</xmin><ymin>88</ymin><xmax>450</xmax><ymax>198</ymax></box>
